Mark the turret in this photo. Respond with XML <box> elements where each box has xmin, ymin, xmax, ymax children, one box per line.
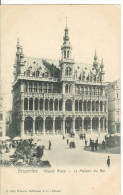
<box><xmin>93</xmin><ymin>50</ymin><xmax>98</xmax><ymax>70</ymax></box>
<box><xmin>100</xmin><ymin>58</ymin><xmax>105</xmax><ymax>81</ymax></box>
<box><xmin>14</xmin><ymin>38</ymin><xmax>24</xmax><ymax>77</ymax></box>
<box><xmin>61</xmin><ymin>18</ymin><xmax>72</xmax><ymax>60</ymax></box>
<box><xmin>16</xmin><ymin>38</ymin><xmax>24</xmax><ymax>63</ymax></box>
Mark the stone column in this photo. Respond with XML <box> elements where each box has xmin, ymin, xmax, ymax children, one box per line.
<box><xmin>21</xmin><ymin>118</ymin><xmax>25</xmax><ymax>138</ymax></box>
<box><xmin>42</xmin><ymin>99</ymin><xmax>44</xmax><ymax>111</ymax></box>
<box><xmin>21</xmin><ymin>97</ymin><xmax>24</xmax><ymax>111</ymax></box>
<box><xmin>27</xmin><ymin>98</ymin><xmax>29</xmax><ymax>110</ymax></box>
<box><xmin>42</xmin><ymin>116</ymin><xmax>45</xmax><ymax>135</ymax></box>
<box><xmin>82</xmin><ymin>101</ymin><xmax>83</xmax><ymax>112</ymax></box>
<box><xmin>81</xmin><ymin>118</ymin><xmax>83</xmax><ymax>133</ymax></box>
<box><xmin>58</xmin><ymin>100</ymin><xmax>59</xmax><ymax>111</ymax></box>
<box><xmin>102</xmin><ymin>118</ymin><xmax>104</xmax><ymax>132</ymax></box>
<box><xmin>37</xmin><ymin>82</ymin><xmax>39</xmax><ymax>93</ymax></box>
<box><xmin>52</xmin><ymin>83</ymin><xmax>54</xmax><ymax>93</ymax></box>
<box><xmin>27</xmin><ymin>81</ymin><xmax>29</xmax><ymax>93</ymax></box>
<box><xmin>37</xmin><ymin>99</ymin><xmax>39</xmax><ymax>110</ymax></box>
<box><xmin>52</xmin><ymin>117</ymin><xmax>55</xmax><ymax>134</ymax></box>
<box><xmin>53</xmin><ymin>99</ymin><xmax>55</xmax><ymax>111</ymax></box>
<box><xmin>33</xmin><ymin>98</ymin><xmax>35</xmax><ymax>111</ymax></box>
<box><xmin>72</xmin><ymin>100</ymin><xmax>75</xmax><ymax>112</ymax></box>
<box><xmin>99</xmin><ymin>101</ymin><xmax>100</xmax><ymax>112</ymax></box>
<box><xmin>33</xmin><ymin>117</ymin><xmax>35</xmax><ymax>135</ymax></box>
<box><xmin>47</xmin><ymin>83</ymin><xmax>48</xmax><ymax>93</ymax></box>
<box><xmin>106</xmin><ymin>118</ymin><xmax>108</xmax><ymax>133</ymax></box>
<box><xmin>98</xmin><ymin>118</ymin><xmax>100</xmax><ymax>135</ymax></box>
<box><xmin>86</xmin><ymin>101</ymin><xmax>88</xmax><ymax>112</ymax></box>
<box><xmin>82</xmin><ymin>117</ymin><xmax>84</xmax><ymax>133</ymax></box>
<box><xmin>90</xmin><ymin>118</ymin><xmax>92</xmax><ymax>134</ymax></box>
<box><xmin>72</xmin><ymin>116</ymin><xmax>75</xmax><ymax>133</ymax></box>
<box><xmin>32</xmin><ymin>82</ymin><xmax>34</xmax><ymax>93</ymax></box>
<box><xmin>62</xmin><ymin>118</ymin><xmax>65</xmax><ymax>135</ymax></box>
<box><xmin>63</xmin><ymin>100</ymin><xmax>65</xmax><ymax>112</ymax></box>
<box><xmin>91</xmin><ymin>101</ymin><xmax>92</xmax><ymax>112</ymax></box>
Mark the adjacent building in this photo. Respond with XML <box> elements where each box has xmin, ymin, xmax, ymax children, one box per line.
<box><xmin>0</xmin><ymin>94</ymin><xmax>6</xmax><ymax>137</ymax></box>
<box><xmin>12</xmin><ymin>24</ymin><xmax>108</xmax><ymax>138</ymax></box>
<box><xmin>106</xmin><ymin>79</ymin><xmax>120</xmax><ymax>133</ymax></box>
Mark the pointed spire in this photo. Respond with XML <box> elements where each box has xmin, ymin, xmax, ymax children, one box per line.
<box><xmin>101</xmin><ymin>58</ymin><xmax>104</xmax><ymax>65</ymax></box>
<box><xmin>94</xmin><ymin>50</ymin><xmax>97</xmax><ymax>61</ymax></box>
<box><xmin>100</xmin><ymin>58</ymin><xmax>104</xmax><ymax>69</ymax></box>
<box><xmin>17</xmin><ymin>37</ymin><xmax>20</xmax><ymax>47</ymax></box>
<box><xmin>61</xmin><ymin>18</ymin><xmax>72</xmax><ymax>60</ymax></box>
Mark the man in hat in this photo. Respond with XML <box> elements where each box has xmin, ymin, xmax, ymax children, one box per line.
<box><xmin>107</xmin><ymin>156</ymin><xmax>111</xmax><ymax>167</ymax></box>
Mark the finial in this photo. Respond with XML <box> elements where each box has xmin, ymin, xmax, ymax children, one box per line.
<box><xmin>94</xmin><ymin>50</ymin><xmax>97</xmax><ymax>61</ymax></box>
<box><xmin>101</xmin><ymin>58</ymin><xmax>104</xmax><ymax>68</ymax></box>
<box><xmin>17</xmin><ymin>37</ymin><xmax>20</xmax><ymax>45</ymax></box>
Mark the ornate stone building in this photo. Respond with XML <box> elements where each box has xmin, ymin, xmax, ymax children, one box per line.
<box><xmin>0</xmin><ymin>93</ymin><xmax>6</xmax><ymax>137</ymax></box>
<box><xmin>106</xmin><ymin>79</ymin><xmax>120</xmax><ymax>133</ymax></box>
<box><xmin>12</xmin><ymin>24</ymin><xmax>108</xmax><ymax>138</ymax></box>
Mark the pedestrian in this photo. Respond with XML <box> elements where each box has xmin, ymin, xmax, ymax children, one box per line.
<box><xmin>90</xmin><ymin>138</ymin><xmax>92</xmax><ymax>146</ymax></box>
<box><xmin>92</xmin><ymin>141</ymin><xmax>94</xmax><ymax>151</ymax></box>
<box><xmin>107</xmin><ymin>156</ymin><xmax>110</xmax><ymax>167</ymax></box>
<box><xmin>82</xmin><ymin>134</ymin><xmax>83</xmax><ymax>140</ymax></box>
<box><xmin>67</xmin><ymin>139</ymin><xmax>69</xmax><ymax>145</ymax></box>
<box><xmin>102</xmin><ymin>140</ymin><xmax>105</xmax><ymax>149</ymax></box>
<box><xmin>85</xmin><ymin>139</ymin><xmax>87</xmax><ymax>147</ymax></box>
<box><xmin>48</xmin><ymin>140</ymin><xmax>51</xmax><ymax>150</ymax></box>
<box><xmin>84</xmin><ymin>133</ymin><xmax>86</xmax><ymax>140</ymax></box>
<box><xmin>94</xmin><ymin>141</ymin><xmax>97</xmax><ymax>151</ymax></box>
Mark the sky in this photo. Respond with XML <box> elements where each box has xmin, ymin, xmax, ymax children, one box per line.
<box><xmin>0</xmin><ymin>5</ymin><xmax>121</xmax><ymax>111</ymax></box>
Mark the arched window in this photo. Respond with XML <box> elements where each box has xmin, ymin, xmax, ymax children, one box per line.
<box><xmin>54</xmin><ymin>99</ymin><xmax>58</xmax><ymax>111</ymax></box>
<box><xmin>29</xmin><ymin>83</ymin><xmax>32</xmax><ymax>92</ymax></box>
<box><xmin>29</xmin><ymin>98</ymin><xmax>33</xmax><ymax>110</ymax></box>
<box><xmin>65</xmin><ymin>84</ymin><xmax>69</xmax><ymax>93</ymax></box>
<box><xmin>67</xmin><ymin>51</ymin><xmax>69</xmax><ymax>58</ymax></box>
<box><xmin>65</xmin><ymin>67</ymin><xmax>72</xmax><ymax>77</ymax></box>
<box><xmin>24</xmin><ymin>98</ymin><xmax>28</xmax><ymax>110</ymax></box>
<box><xmin>35</xmin><ymin>98</ymin><xmax>38</xmax><ymax>110</ymax></box>
<box><xmin>65</xmin><ymin>99</ymin><xmax>72</xmax><ymax>111</ymax></box>
<box><xmin>64</xmin><ymin>50</ymin><xmax>66</xmax><ymax>59</ymax></box>
<box><xmin>75</xmin><ymin>100</ymin><xmax>78</xmax><ymax>111</ymax></box>
<box><xmin>34</xmin><ymin>83</ymin><xmax>37</xmax><ymax>92</ymax></box>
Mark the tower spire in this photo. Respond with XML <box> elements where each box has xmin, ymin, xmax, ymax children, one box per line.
<box><xmin>61</xmin><ymin>18</ymin><xmax>72</xmax><ymax>60</ymax></box>
<box><xmin>93</xmin><ymin>50</ymin><xmax>98</xmax><ymax>69</ymax></box>
<box><xmin>94</xmin><ymin>50</ymin><xmax>97</xmax><ymax>61</ymax></box>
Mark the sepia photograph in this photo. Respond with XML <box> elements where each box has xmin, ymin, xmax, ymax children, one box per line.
<box><xmin>0</xmin><ymin>3</ymin><xmax>121</xmax><ymax>195</ymax></box>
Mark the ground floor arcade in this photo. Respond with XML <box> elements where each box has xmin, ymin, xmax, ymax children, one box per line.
<box><xmin>20</xmin><ymin>115</ymin><xmax>108</xmax><ymax>137</ymax></box>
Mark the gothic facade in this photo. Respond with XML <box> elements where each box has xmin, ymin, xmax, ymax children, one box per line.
<box><xmin>12</xmin><ymin>25</ymin><xmax>108</xmax><ymax>138</ymax></box>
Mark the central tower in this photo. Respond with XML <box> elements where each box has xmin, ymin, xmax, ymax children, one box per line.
<box><xmin>60</xmin><ymin>20</ymin><xmax>75</xmax><ymax>94</ymax></box>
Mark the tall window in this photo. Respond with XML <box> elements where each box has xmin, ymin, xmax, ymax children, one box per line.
<box><xmin>39</xmin><ymin>83</ymin><xmax>42</xmax><ymax>93</ymax></box>
<box><xmin>65</xmin><ymin>67</ymin><xmax>72</xmax><ymax>77</ymax></box>
<box><xmin>65</xmin><ymin>99</ymin><xmax>72</xmax><ymax>111</ymax></box>
<box><xmin>29</xmin><ymin>83</ymin><xmax>32</xmax><ymax>92</ymax></box>
<box><xmin>65</xmin><ymin>84</ymin><xmax>69</xmax><ymax>93</ymax></box>
<box><xmin>34</xmin><ymin>83</ymin><xmax>37</xmax><ymax>92</ymax></box>
<box><xmin>64</xmin><ymin>50</ymin><xmax>66</xmax><ymax>58</ymax></box>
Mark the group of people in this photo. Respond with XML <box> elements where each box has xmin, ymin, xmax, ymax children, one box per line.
<box><xmin>89</xmin><ymin>138</ymin><xmax>99</xmax><ymax>151</ymax></box>
<box><xmin>0</xmin><ymin>141</ymin><xmax>12</xmax><ymax>154</ymax></box>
